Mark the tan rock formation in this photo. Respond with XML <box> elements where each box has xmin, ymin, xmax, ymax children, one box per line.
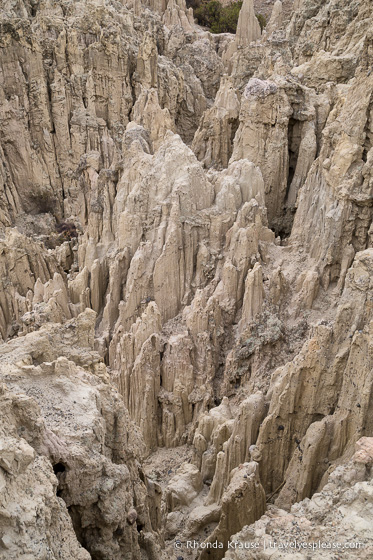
<box><xmin>221</xmin><ymin>0</ymin><xmax>261</xmax><ymax>71</ymax></box>
<box><xmin>222</xmin><ymin>438</ymin><xmax>373</xmax><ymax>559</ymax></box>
<box><xmin>165</xmin><ymin>463</ymin><xmax>203</xmax><ymax>510</ymax></box>
<box><xmin>236</xmin><ymin>0</ymin><xmax>262</xmax><ymax>46</ymax></box>
<box><xmin>0</xmin><ymin>311</ymin><xmax>162</xmax><ymax>559</ymax></box>
<box><xmin>200</xmin><ymin>462</ymin><xmax>266</xmax><ymax>560</ymax></box>
<box><xmin>265</xmin><ymin>0</ymin><xmax>283</xmax><ymax>35</ymax></box>
<box><xmin>254</xmin><ymin>250</ymin><xmax>373</xmax><ymax>507</ymax></box>
<box><xmin>103</xmin><ymin>131</ymin><xmax>273</xmax><ymax>448</ymax></box>
<box><xmin>163</xmin><ymin>0</ymin><xmax>195</xmax><ymax>32</ymax></box>
<box><xmin>230</xmin><ymin>77</ymin><xmax>318</xmax><ymax>229</ymax></box>
<box><xmin>205</xmin><ymin>393</ymin><xmax>267</xmax><ymax>505</ymax></box>
<box><xmin>0</xmin><ymin>229</ymin><xmax>66</xmax><ymax>339</ymax></box>
<box><xmin>192</xmin><ymin>76</ymin><xmax>240</xmax><ymax>168</ymax></box>
<box><xmin>290</xmin><ymin>71</ymin><xmax>373</xmax><ymax>286</ymax></box>
<box><xmin>239</xmin><ymin>263</ymin><xmax>265</xmax><ymax>330</ymax></box>
<box><xmin>0</xmin><ymin>0</ymin><xmax>373</xmax><ymax>557</ymax></box>
<box><xmin>0</xmin><ymin>384</ymin><xmax>91</xmax><ymax>560</ymax></box>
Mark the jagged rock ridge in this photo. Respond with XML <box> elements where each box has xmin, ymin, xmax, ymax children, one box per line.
<box><xmin>0</xmin><ymin>0</ymin><xmax>372</xmax><ymax>558</ymax></box>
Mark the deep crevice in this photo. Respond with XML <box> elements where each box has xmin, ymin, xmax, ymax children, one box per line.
<box><xmin>53</xmin><ymin>462</ymin><xmax>66</xmax><ymax>475</ymax></box>
<box><xmin>67</xmin><ymin>505</ymin><xmax>87</xmax><ymax>548</ymax></box>
<box><xmin>272</xmin><ymin>117</ymin><xmax>303</xmax><ymax>240</ymax></box>
<box><xmin>286</xmin><ymin>117</ymin><xmax>301</xmax><ymax>197</ymax></box>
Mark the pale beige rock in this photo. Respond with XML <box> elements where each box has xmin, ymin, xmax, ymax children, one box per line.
<box><xmin>206</xmin><ymin>393</ymin><xmax>266</xmax><ymax>505</ymax></box>
<box><xmin>236</xmin><ymin>0</ymin><xmax>261</xmax><ymax>46</ymax></box>
<box><xmin>252</xmin><ymin>251</ymin><xmax>373</xmax><ymax>509</ymax></box>
<box><xmin>1</xmin><ymin>0</ymin><xmax>373</xmax><ymax>558</ymax></box>
<box><xmin>239</xmin><ymin>263</ymin><xmax>265</xmax><ymax>331</ymax></box>
<box><xmin>221</xmin><ymin>0</ymin><xmax>261</xmax><ymax>69</ymax></box>
<box><xmin>291</xmin><ymin>71</ymin><xmax>373</xmax><ymax>286</ymax></box>
<box><xmin>231</xmin><ymin>78</ymin><xmax>292</xmax><ymax>224</ymax></box>
<box><xmin>0</xmin><ymin>383</ymin><xmax>91</xmax><ymax>560</ymax></box>
<box><xmin>0</xmin><ymin>312</ymin><xmax>161</xmax><ymax>560</ymax></box>
<box><xmin>163</xmin><ymin>0</ymin><xmax>194</xmax><ymax>32</ymax></box>
<box><xmin>200</xmin><ymin>462</ymin><xmax>266</xmax><ymax>560</ymax></box>
<box><xmin>132</xmin><ymin>88</ymin><xmax>174</xmax><ymax>150</ymax></box>
<box><xmin>223</xmin><ymin>439</ymin><xmax>373</xmax><ymax>559</ymax></box>
<box><xmin>193</xmin><ymin>397</ymin><xmax>234</xmax><ymax>479</ymax></box>
<box><xmin>0</xmin><ymin>230</ymin><xmax>65</xmax><ymax>339</ymax></box>
<box><xmin>186</xmin><ymin>503</ymin><xmax>222</xmax><ymax>534</ymax></box>
<box><xmin>165</xmin><ymin>463</ymin><xmax>203</xmax><ymax>510</ymax></box>
<box><xmin>192</xmin><ymin>75</ymin><xmax>240</xmax><ymax>168</ymax></box>
<box><xmin>295</xmin><ymin>268</ymin><xmax>319</xmax><ymax>310</ymax></box>
<box><xmin>286</xmin><ymin>120</ymin><xmax>317</xmax><ymax>207</ymax></box>
<box><xmin>266</xmin><ymin>0</ymin><xmax>283</xmax><ymax>35</ymax></box>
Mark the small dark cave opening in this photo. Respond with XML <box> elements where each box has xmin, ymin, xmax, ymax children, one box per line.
<box><xmin>138</xmin><ymin>466</ymin><xmax>146</xmax><ymax>484</ymax></box>
<box><xmin>362</xmin><ymin>120</ymin><xmax>372</xmax><ymax>163</ymax></box>
<box><xmin>229</xmin><ymin>117</ymin><xmax>240</xmax><ymax>152</ymax></box>
<box><xmin>53</xmin><ymin>462</ymin><xmax>66</xmax><ymax>475</ymax></box>
<box><xmin>53</xmin><ymin>462</ymin><xmax>66</xmax><ymax>498</ymax></box>
<box><xmin>114</xmin><ymin>525</ymin><xmax>124</xmax><ymax>537</ymax></box>
<box><xmin>272</xmin><ymin>207</ymin><xmax>297</xmax><ymax>244</ymax></box>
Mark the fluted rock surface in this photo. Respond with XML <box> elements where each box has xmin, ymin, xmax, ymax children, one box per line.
<box><xmin>0</xmin><ymin>0</ymin><xmax>373</xmax><ymax>558</ymax></box>
<box><xmin>0</xmin><ymin>310</ymin><xmax>162</xmax><ymax>559</ymax></box>
<box><xmin>222</xmin><ymin>438</ymin><xmax>373</xmax><ymax>559</ymax></box>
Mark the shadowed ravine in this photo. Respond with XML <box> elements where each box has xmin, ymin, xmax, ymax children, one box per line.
<box><xmin>0</xmin><ymin>0</ymin><xmax>373</xmax><ymax>558</ymax></box>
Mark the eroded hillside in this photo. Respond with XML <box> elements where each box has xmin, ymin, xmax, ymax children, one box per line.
<box><xmin>0</xmin><ymin>0</ymin><xmax>373</xmax><ymax>558</ymax></box>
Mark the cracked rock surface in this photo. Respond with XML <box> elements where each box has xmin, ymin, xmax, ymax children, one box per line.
<box><xmin>0</xmin><ymin>0</ymin><xmax>373</xmax><ymax>558</ymax></box>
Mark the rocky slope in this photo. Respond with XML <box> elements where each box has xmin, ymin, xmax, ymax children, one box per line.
<box><xmin>0</xmin><ymin>0</ymin><xmax>372</xmax><ymax>558</ymax></box>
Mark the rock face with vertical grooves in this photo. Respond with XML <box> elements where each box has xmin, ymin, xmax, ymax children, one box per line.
<box><xmin>0</xmin><ymin>0</ymin><xmax>373</xmax><ymax>558</ymax></box>
<box><xmin>236</xmin><ymin>0</ymin><xmax>262</xmax><ymax>46</ymax></box>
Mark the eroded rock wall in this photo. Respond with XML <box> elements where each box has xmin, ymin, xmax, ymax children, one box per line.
<box><xmin>0</xmin><ymin>0</ymin><xmax>373</xmax><ymax>558</ymax></box>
